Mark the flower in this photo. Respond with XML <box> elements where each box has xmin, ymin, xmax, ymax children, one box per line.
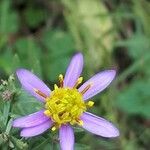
<box><xmin>12</xmin><ymin>53</ymin><xmax>119</xmax><ymax>150</ymax></box>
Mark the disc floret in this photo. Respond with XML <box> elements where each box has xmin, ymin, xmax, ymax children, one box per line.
<box><xmin>44</xmin><ymin>87</ymin><xmax>87</xmax><ymax>128</ymax></box>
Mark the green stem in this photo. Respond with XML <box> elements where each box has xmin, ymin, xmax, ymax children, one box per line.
<box><xmin>5</xmin><ymin>118</ymin><xmax>13</xmax><ymax>135</ymax></box>
<box><xmin>3</xmin><ymin>101</ymin><xmax>11</xmax><ymax>127</ymax></box>
<box><xmin>32</xmin><ymin>138</ymin><xmax>50</xmax><ymax>150</ymax></box>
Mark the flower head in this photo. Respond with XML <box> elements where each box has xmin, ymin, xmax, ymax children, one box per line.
<box><xmin>12</xmin><ymin>53</ymin><xmax>119</xmax><ymax>150</ymax></box>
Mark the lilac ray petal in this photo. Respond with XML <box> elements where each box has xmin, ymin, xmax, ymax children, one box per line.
<box><xmin>80</xmin><ymin>112</ymin><xmax>119</xmax><ymax>138</ymax></box>
<box><xmin>20</xmin><ymin>120</ymin><xmax>52</xmax><ymax>137</ymax></box>
<box><xmin>64</xmin><ymin>53</ymin><xmax>83</xmax><ymax>88</ymax></box>
<box><xmin>16</xmin><ymin>69</ymin><xmax>51</xmax><ymax>102</ymax></box>
<box><xmin>59</xmin><ymin>124</ymin><xmax>74</xmax><ymax>150</ymax></box>
<box><xmin>78</xmin><ymin>70</ymin><xmax>116</xmax><ymax>100</ymax></box>
<box><xmin>12</xmin><ymin>110</ymin><xmax>49</xmax><ymax>128</ymax></box>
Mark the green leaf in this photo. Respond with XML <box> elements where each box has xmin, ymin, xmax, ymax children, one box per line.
<box><xmin>116</xmin><ymin>33</ymin><xmax>150</xmax><ymax>60</ymax></box>
<box><xmin>116</xmin><ymin>80</ymin><xmax>150</xmax><ymax>118</ymax></box>
<box><xmin>24</xmin><ymin>7</ymin><xmax>47</xmax><ymax>28</ymax></box>
<box><xmin>73</xmin><ymin>126</ymin><xmax>84</xmax><ymax>133</ymax></box>
<box><xmin>14</xmin><ymin>38</ymin><xmax>42</xmax><ymax>77</ymax></box>
<box><xmin>32</xmin><ymin>138</ymin><xmax>51</xmax><ymax>150</ymax></box>
<box><xmin>42</xmin><ymin>29</ymin><xmax>75</xmax><ymax>81</ymax></box>
<box><xmin>5</xmin><ymin>118</ymin><xmax>13</xmax><ymax>135</ymax></box>
<box><xmin>0</xmin><ymin>47</ymin><xmax>14</xmax><ymax>74</ymax></box>
<box><xmin>3</xmin><ymin>101</ymin><xmax>10</xmax><ymax>127</ymax></box>
<box><xmin>0</xmin><ymin>0</ymin><xmax>18</xmax><ymax>34</ymax></box>
<box><xmin>42</xmin><ymin>29</ymin><xmax>75</xmax><ymax>57</ymax></box>
<box><xmin>62</xmin><ymin>0</ymin><xmax>115</xmax><ymax>69</ymax></box>
<box><xmin>11</xmin><ymin>90</ymin><xmax>42</xmax><ymax>116</ymax></box>
<box><xmin>75</xmin><ymin>143</ymin><xmax>91</xmax><ymax>150</ymax></box>
<box><xmin>133</xmin><ymin>0</ymin><xmax>150</xmax><ymax>36</ymax></box>
<box><xmin>10</xmin><ymin>136</ymin><xmax>28</xmax><ymax>150</ymax></box>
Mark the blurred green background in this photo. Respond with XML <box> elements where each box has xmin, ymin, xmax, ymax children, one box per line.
<box><xmin>0</xmin><ymin>0</ymin><xmax>150</xmax><ymax>149</ymax></box>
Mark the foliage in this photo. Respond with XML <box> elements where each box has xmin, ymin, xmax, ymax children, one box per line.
<box><xmin>117</xmin><ymin>80</ymin><xmax>150</xmax><ymax>118</ymax></box>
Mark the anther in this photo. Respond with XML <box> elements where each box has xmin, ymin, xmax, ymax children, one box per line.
<box><xmin>77</xmin><ymin>119</ymin><xmax>84</xmax><ymax>126</ymax></box>
<box><xmin>44</xmin><ymin>110</ymin><xmax>51</xmax><ymax>116</ymax></box>
<box><xmin>80</xmin><ymin>83</ymin><xmax>92</xmax><ymax>95</ymax></box>
<box><xmin>34</xmin><ymin>88</ymin><xmax>47</xmax><ymax>99</ymax></box>
<box><xmin>54</xmin><ymin>84</ymin><xmax>59</xmax><ymax>90</ymax></box>
<box><xmin>73</xmin><ymin>77</ymin><xmax>83</xmax><ymax>88</ymax></box>
<box><xmin>59</xmin><ymin>74</ymin><xmax>64</xmax><ymax>87</ymax></box>
<box><xmin>87</xmin><ymin>101</ymin><xmax>94</xmax><ymax>107</ymax></box>
<box><xmin>51</xmin><ymin>126</ymin><xmax>57</xmax><ymax>131</ymax></box>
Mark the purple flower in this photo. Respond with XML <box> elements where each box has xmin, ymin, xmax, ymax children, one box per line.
<box><xmin>12</xmin><ymin>53</ymin><xmax>119</xmax><ymax>150</ymax></box>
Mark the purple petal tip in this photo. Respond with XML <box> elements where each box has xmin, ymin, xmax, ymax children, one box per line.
<box><xmin>79</xmin><ymin>69</ymin><xmax>117</xmax><ymax>100</ymax></box>
<box><xmin>64</xmin><ymin>52</ymin><xmax>83</xmax><ymax>87</ymax></box>
<box><xmin>16</xmin><ymin>68</ymin><xmax>51</xmax><ymax>102</ymax></box>
<box><xmin>109</xmin><ymin>69</ymin><xmax>116</xmax><ymax>77</ymax></box>
<box><xmin>81</xmin><ymin>112</ymin><xmax>120</xmax><ymax>138</ymax></box>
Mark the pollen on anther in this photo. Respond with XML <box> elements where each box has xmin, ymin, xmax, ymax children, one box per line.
<box><xmin>59</xmin><ymin>74</ymin><xmax>63</xmax><ymax>80</ymax></box>
<box><xmin>78</xmin><ymin>77</ymin><xmax>83</xmax><ymax>84</ymax></box>
<box><xmin>59</xmin><ymin>74</ymin><xmax>64</xmax><ymax>87</ymax></box>
<box><xmin>51</xmin><ymin>126</ymin><xmax>57</xmax><ymax>131</ymax></box>
<box><xmin>33</xmin><ymin>88</ymin><xmax>47</xmax><ymax>99</ymax></box>
<box><xmin>78</xmin><ymin>120</ymin><xmax>84</xmax><ymax>126</ymax></box>
<box><xmin>87</xmin><ymin>101</ymin><xmax>94</xmax><ymax>107</ymax></box>
<box><xmin>80</xmin><ymin>84</ymin><xmax>92</xmax><ymax>95</ymax></box>
<box><xmin>44</xmin><ymin>110</ymin><xmax>51</xmax><ymax>116</ymax></box>
<box><xmin>73</xmin><ymin>77</ymin><xmax>83</xmax><ymax>88</ymax></box>
<box><xmin>54</xmin><ymin>84</ymin><xmax>59</xmax><ymax>90</ymax></box>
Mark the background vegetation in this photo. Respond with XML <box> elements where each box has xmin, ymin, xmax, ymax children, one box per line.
<box><xmin>0</xmin><ymin>0</ymin><xmax>150</xmax><ymax>149</ymax></box>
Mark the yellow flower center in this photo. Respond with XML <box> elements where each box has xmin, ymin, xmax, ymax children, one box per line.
<box><xmin>44</xmin><ymin>87</ymin><xmax>86</xmax><ymax>128</ymax></box>
<box><xmin>34</xmin><ymin>74</ymin><xmax>94</xmax><ymax>130</ymax></box>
